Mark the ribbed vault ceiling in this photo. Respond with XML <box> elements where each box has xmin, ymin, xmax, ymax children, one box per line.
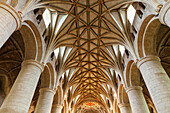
<box><xmin>43</xmin><ymin>0</ymin><xmax>134</xmax><ymax>112</ymax></box>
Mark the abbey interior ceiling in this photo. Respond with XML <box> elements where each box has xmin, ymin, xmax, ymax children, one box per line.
<box><xmin>0</xmin><ymin>0</ymin><xmax>169</xmax><ymax>113</ymax></box>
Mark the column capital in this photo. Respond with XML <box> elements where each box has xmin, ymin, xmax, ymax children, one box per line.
<box><xmin>137</xmin><ymin>55</ymin><xmax>160</xmax><ymax>68</ymax></box>
<box><xmin>22</xmin><ymin>60</ymin><xmax>44</xmax><ymax>72</ymax></box>
<box><xmin>159</xmin><ymin>2</ymin><xmax>170</xmax><ymax>26</ymax></box>
<box><xmin>0</xmin><ymin>2</ymin><xmax>22</xmax><ymax>30</ymax></box>
<box><xmin>118</xmin><ymin>103</ymin><xmax>130</xmax><ymax>108</ymax></box>
<box><xmin>126</xmin><ymin>86</ymin><xmax>143</xmax><ymax>93</ymax></box>
<box><xmin>39</xmin><ymin>88</ymin><xmax>56</xmax><ymax>95</ymax></box>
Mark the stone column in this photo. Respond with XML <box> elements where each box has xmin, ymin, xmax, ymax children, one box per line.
<box><xmin>51</xmin><ymin>104</ymin><xmax>63</xmax><ymax>113</ymax></box>
<box><xmin>0</xmin><ymin>2</ymin><xmax>21</xmax><ymax>48</ymax></box>
<box><xmin>126</xmin><ymin>86</ymin><xmax>150</xmax><ymax>113</ymax></box>
<box><xmin>118</xmin><ymin>104</ymin><xmax>131</xmax><ymax>113</ymax></box>
<box><xmin>34</xmin><ymin>88</ymin><xmax>55</xmax><ymax>113</ymax></box>
<box><xmin>137</xmin><ymin>55</ymin><xmax>170</xmax><ymax>113</ymax></box>
<box><xmin>0</xmin><ymin>60</ymin><xmax>43</xmax><ymax>113</ymax></box>
<box><xmin>159</xmin><ymin>2</ymin><xmax>170</xmax><ymax>27</ymax></box>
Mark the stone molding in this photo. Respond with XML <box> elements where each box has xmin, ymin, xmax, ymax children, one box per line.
<box><xmin>126</xmin><ymin>86</ymin><xmax>143</xmax><ymax>93</ymax></box>
<box><xmin>0</xmin><ymin>2</ymin><xmax>21</xmax><ymax>30</ymax></box>
<box><xmin>137</xmin><ymin>55</ymin><xmax>160</xmax><ymax>68</ymax></box>
<box><xmin>22</xmin><ymin>60</ymin><xmax>44</xmax><ymax>72</ymax></box>
<box><xmin>159</xmin><ymin>2</ymin><xmax>170</xmax><ymax>26</ymax></box>
<box><xmin>39</xmin><ymin>88</ymin><xmax>56</xmax><ymax>95</ymax></box>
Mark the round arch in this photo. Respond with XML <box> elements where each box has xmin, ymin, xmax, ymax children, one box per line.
<box><xmin>117</xmin><ymin>84</ymin><xmax>129</xmax><ymax>104</ymax></box>
<box><xmin>19</xmin><ymin>20</ymin><xmax>45</xmax><ymax>62</ymax></box>
<box><xmin>40</xmin><ymin>62</ymin><xmax>56</xmax><ymax>89</ymax></box>
<box><xmin>137</xmin><ymin>15</ymin><xmax>162</xmax><ymax>58</ymax></box>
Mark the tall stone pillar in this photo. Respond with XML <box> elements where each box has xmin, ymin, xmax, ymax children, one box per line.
<box><xmin>159</xmin><ymin>2</ymin><xmax>170</xmax><ymax>27</ymax></box>
<box><xmin>137</xmin><ymin>55</ymin><xmax>170</xmax><ymax>113</ymax></box>
<box><xmin>126</xmin><ymin>86</ymin><xmax>150</xmax><ymax>113</ymax></box>
<box><xmin>0</xmin><ymin>2</ymin><xmax>21</xmax><ymax>48</ymax></box>
<box><xmin>0</xmin><ymin>60</ymin><xmax>43</xmax><ymax>113</ymax></box>
<box><xmin>34</xmin><ymin>88</ymin><xmax>55</xmax><ymax>113</ymax></box>
<box><xmin>51</xmin><ymin>104</ymin><xmax>63</xmax><ymax>113</ymax></box>
<box><xmin>118</xmin><ymin>104</ymin><xmax>131</xmax><ymax>113</ymax></box>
